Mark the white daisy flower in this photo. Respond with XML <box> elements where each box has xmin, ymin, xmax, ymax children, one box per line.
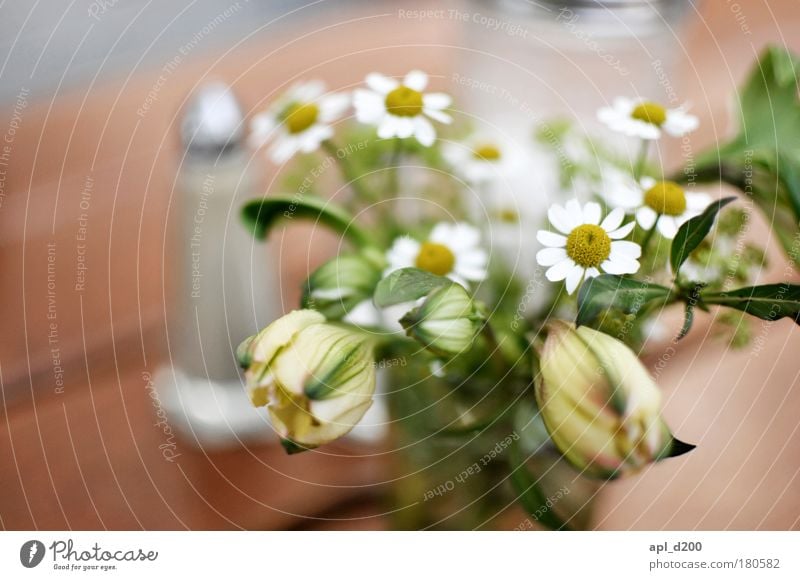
<box><xmin>597</xmin><ymin>97</ymin><xmax>698</xmax><ymax>140</ymax></box>
<box><xmin>442</xmin><ymin>134</ymin><xmax>523</xmax><ymax>185</ymax></box>
<box><xmin>249</xmin><ymin>80</ymin><xmax>350</xmax><ymax>163</ymax></box>
<box><xmin>385</xmin><ymin>222</ymin><xmax>488</xmax><ymax>288</ymax></box>
<box><xmin>536</xmin><ymin>200</ymin><xmax>641</xmax><ymax>295</ymax></box>
<box><xmin>353</xmin><ymin>70</ymin><xmax>452</xmax><ymax>147</ymax></box>
<box><xmin>602</xmin><ymin>174</ymin><xmax>712</xmax><ymax>239</ymax></box>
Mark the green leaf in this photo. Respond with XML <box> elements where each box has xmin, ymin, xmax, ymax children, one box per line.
<box><xmin>690</xmin><ymin>46</ymin><xmax>800</xmax><ymax>262</ymax></box>
<box><xmin>508</xmin><ymin>441</ymin><xmax>571</xmax><ymax>531</ymax></box>
<box><xmin>576</xmin><ymin>274</ymin><xmax>672</xmax><ymax>327</ymax></box>
<box><xmin>241</xmin><ymin>194</ymin><xmax>372</xmax><ymax>246</ymax></box>
<box><xmin>701</xmin><ymin>283</ymin><xmax>800</xmax><ymax>325</ymax></box>
<box><xmin>373</xmin><ymin>267</ymin><xmax>451</xmax><ymax>308</ymax></box>
<box><xmin>670</xmin><ymin>197</ymin><xmax>736</xmax><ymax>274</ymax></box>
<box><xmin>677</xmin><ymin>302</ymin><xmax>695</xmax><ymax>340</ymax></box>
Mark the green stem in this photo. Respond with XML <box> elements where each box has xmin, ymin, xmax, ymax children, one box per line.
<box><xmin>640</xmin><ymin>215</ymin><xmax>660</xmax><ymax>257</ymax></box>
<box><xmin>386</xmin><ymin>137</ymin><xmax>403</xmax><ymax>196</ymax></box>
<box><xmin>480</xmin><ymin>321</ymin><xmax>508</xmax><ymax>375</ymax></box>
<box><xmin>634</xmin><ymin>139</ymin><xmax>650</xmax><ymax>181</ymax></box>
<box><xmin>321</xmin><ymin>139</ymin><xmax>372</xmax><ymax>201</ymax></box>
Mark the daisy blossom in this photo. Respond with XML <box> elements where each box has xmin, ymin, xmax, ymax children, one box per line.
<box><xmin>602</xmin><ymin>174</ymin><xmax>712</xmax><ymax>239</ymax></box>
<box><xmin>353</xmin><ymin>70</ymin><xmax>452</xmax><ymax>146</ymax></box>
<box><xmin>385</xmin><ymin>222</ymin><xmax>487</xmax><ymax>288</ymax></box>
<box><xmin>597</xmin><ymin>97</ymin><xmax>698</xmax><ymax>140</ymax></box>
<box><xmin>249</xmin><ymin>80</ymin><xmax>349</xmax><ymax>163</ymax></box>
<box><xmin>536</xmin><ymin>200</ymin><xmax>641</xmax><ymax>294</ymax></box>
<box><xmin>443</xmin><ymin>134</ymin><xmax>523</xmax><ymax>185</ymax></box>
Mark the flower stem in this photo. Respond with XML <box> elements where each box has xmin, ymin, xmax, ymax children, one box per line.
<box><xmin>634</xmin><ymin>139</ymin><xmax>650</xmax><ymax>181</ymax></box>
<box><xmin>640</xmin><ymin>215</ymin><xmax>660</xmax><ymax>256</ymax></box>
<box><xmin>386</xmin><ymin>137</ymin><xmax>403</xmax><ymax>196</ymax></box>
<box><xmin>322</xmin><ymin>139</ymin><xmax>372</xmax><ymax>201</ymax></box>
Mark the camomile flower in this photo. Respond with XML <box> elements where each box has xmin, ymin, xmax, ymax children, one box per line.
<box><xmin>249</xmin><ymin>80</ymin><xmax>349</xmax><ymax>163</ymax></box>
<box><xmin>385</xmin><ymin>222</ymin><xmax>487</xmax><ymax>288</ymax></box>
<box><xmin>602</xmin><ymin>174</ymin><xmax>712</xmax><ymax>239</ymax></box>
<box><xmin>536</xmin><ymin>200</ymin><xmax>641</xmax><ymax>294</ymax></box>
<box><xmin>442</xmin><ymin>134</ymin><xmax>523</xmax><ymax>185</ymax></box>
<box><xmin>353</xmin><ymin>70</ymin><xmax>452</xmax><ymax>146</ymax></box>
<box><xmin>597</xmin><ymin>97</ymin><xmax>698</xmax><ymax>140</ymax></box>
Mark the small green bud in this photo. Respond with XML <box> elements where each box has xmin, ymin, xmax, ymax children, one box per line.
<box><xmin>400</xmin><ymin>284</ymin><xmax>484</xmax><ymax>356</ymax></box>
<box><xmin>302</xmin><ymin>249</ymin><xmax>384</xmax><ymax>320</ymax></box>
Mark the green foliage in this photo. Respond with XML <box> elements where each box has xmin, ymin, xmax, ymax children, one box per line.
<box><xmin>692</xmin><ymin>46</ymin><xmax>800</xmax><ymax>262</ymax></box>
<box><xmin>241</xmin><ymin>194</ymin><xmax>372</xmax><ymax>246</ymax></box>
<box><xmin>701</xmin><ymin>283</ymin><xmax>800</xmax><ymax>325</ymax></box>
<box><xmin>373</xmin><ymin>267</ymin><xmax>451</xmax><ymax>308</ymax></box>
<box><xmin>671</xmin><ymin>197</ymin><xmax>736</xmax><ymax>274</ymax></box>
<box><xmin>576</xmin><ymin>274</ymin><xmax>673</xmax><ymax>328</ymax></box>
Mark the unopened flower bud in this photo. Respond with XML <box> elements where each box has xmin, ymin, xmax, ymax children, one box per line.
<box><xmin>400</xmin><ymin>284</ymin><xmax>483</xmax><ymax>356</ymax></box>
<box><xmin>239</xmin><ymin>310</ymin><xmax>376</xmax><ymax>452</ymax></box>
<box><xmin>302</xmin><ymin>249</ymin><xmax>384</xmax><ymax>320</ymax></box>
<box><xmin>535</xmin><ymin>321</ymin><xmax>691</xmax><ymax>479</ymax></box>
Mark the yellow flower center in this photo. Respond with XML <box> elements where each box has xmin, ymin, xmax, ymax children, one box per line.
<box><xmin>415</xmin><ymin>241</ymin><xmax>455</xmax><ymax>276</ymax></box>
<box><xmin>385</xmin><ymin>86</ymin><xmax>424</xmax><ymax>117</ymax></box>
<box><xmin>282</xmin><ymin>102</ymin><xmax>319</xmax><ymax>134</ymax></box>
<box><xmin>566</xmin><ymin>224</ymin><xmax>611</xmax><ymax>268</ymax></box>
<box><xmin>496</xmin><ymin>208</ymin><xmax>519</xmax><ymax>223</ymax></box>
<box><xmin>643</xmin><ymin>180</ymin><xmax>687</xmax><ymax>216</ymax></box>
<box><xmin>473</xmin><ymin>144</ymin><xmax>502</xmax><ymax>161</ymax></box>
<box><xmin>631</xmin><ymin>101</ymin><xmax>667</xmax><ymax>126</ymax></box>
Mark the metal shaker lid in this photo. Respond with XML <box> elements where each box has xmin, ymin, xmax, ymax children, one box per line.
<box><xmin>180</xmin><ymin>82</ymin><xmax>245</xmax><ymax>157</ymax></box>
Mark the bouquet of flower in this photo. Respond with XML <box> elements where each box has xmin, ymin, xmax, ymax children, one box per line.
<box><xmin>236</xmin><ymin>46</ymin><xmax>800</xmax><ymax>529</ymax></box>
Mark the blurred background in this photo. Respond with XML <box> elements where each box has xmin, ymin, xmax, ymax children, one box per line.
<box><xmin>1</xmin><ymin>0</ymin><xmax>799</xmax><ymax>530</ymax></box>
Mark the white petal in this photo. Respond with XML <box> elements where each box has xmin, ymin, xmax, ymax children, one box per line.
<box><xmin>366</xmin><ymin>73</ymin><xmax>398</xmax><ymax>94</ymax></box>
<box><xmin>536</xmin><ymin>230</ymin><xmax>567</xmax><ymax>247</ymax></box>
<box><xmin>600</xmin><ymin>207</ymin><xmax>625</xmax><ymax>232</ymax></box>
<box><xmin>657</xmin><ymin>216</ymin><xmax>680</xmax><ymax>239</ymax></box>
<box><xmin>601</xmin><ymin>257</ymin><xmax>640</xmax><ymax>275</ymax></box>
<box><xmin>636</xmin><ymin>206</ymin><xmax>657</xmax><ymax>230</ymax></box>
<box><xmin>403</xmin><ymin>70</ymin><xmax>428</xmax><ymax>91</ymax></box>
<box><xmin>385</xmin><ymin>237</ymin><xmax>420</xmax><ymax>271</ymax></box>
<box><xmin>548</xmin><ymin>204</ymin><xmax>576</xmax><ymax>234</ymax></box>
<box><xmin>290</xmin><ymin>80</ymin><xmax>325</xmax><ymax>101</ymax></box>
<box><xmin>318</xmin><ymin>93</ymin><xmax>350</xmax><ymax>122</ymax></box>
<box><xmin>585</xmin><ymin>267</ymin><xmax>601</xmax><ymax>279</ymax></box>
<box><xmin>607</xmin><ymin>221</ymin><xmax>636</xmax><ymax>240</ymax></box>
<box><xmin>377</xmin><ymin>116</ymin><xmax>400</xmax><ymax>139</ymax></box>
<box><xmin>565</xmin><ymin>264</ymin><xmax>585</xmax><ymax>294</ymax></box>
<box><xmin>423</xmin><ymin>107</ymin><xmax>453</xmax><ymax>124</ymax></box>
<box><xmin>536</xmin><ymin>247</ymin><xmax>568</xmax><ymax>267</ymax></box>
<box><xmin>413</xmin><ymin>116</ymin><xmax>436</xmax><ymax>146</ymax></box>
<box><xmin>454</xmin><ymin>264</ymin><xmax>487</xmax><ymax>282</ymax></box>
<box><xmin>394</xmin><ymin>116</ymin><xmax>415</xmax><ymax>139</ymax></box>
<box><xmin>686</xmin><ymin>192</ymin><xmax>712</xmax><ymax>211</ymax></box>
<box><xmin>640</xmin><ymin>176</ymin><xmax>657</xmax><ymax>189</ymax></box>
<box><xmin>269</xmin><ymin>136</ymin><xmax>300</xmax><ymax>164</ymax></box>
<box><xmin>298</xmin><ymin>125</ymin><xmax>331</xmax><ymax>152</ymax></box>
<box><xmin>423</xmin><ymin>92</ymin><xmax>452</xmax><ymax>110</ymax></box>
<box><xmin>545</xmin><ymin>258</ymin><xmax>576</xmax><ymax>282</ymax></box>
<box><xmin>610</xmin><ymin>240</ymin><xmax>642</xmax><ymax>260</ymax></box>
<box><xmin>565</xmin><ymin>199</ymin><xmax>582</xmax><ymax>218</ymax></box>
<box><xmin>663</xmin><ymin>109</ymin><xmax>699</xmax><ymax>136</ymax></box>
<box><xmin>353</xmin><ymin>89</ymin><xmax>385</xmax><ymax>123</ymax></box>
<box><xmin>583</xmin><ymin>201</ymin><xmax>602</xmax><ymax>225</ymax></box>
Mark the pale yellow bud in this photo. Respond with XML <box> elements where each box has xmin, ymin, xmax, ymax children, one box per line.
<box><xmin>239</xmin><ymin>310</ymin><xmax>376</xmax><ymax>452</ymax></box>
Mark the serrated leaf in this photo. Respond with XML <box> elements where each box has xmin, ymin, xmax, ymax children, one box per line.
<box><xmin>373</xmin><ymin>267</ymin><xmax>451</xmax><ymax>308</ymax></box>
<box><xmin>241</xmin><ymin>194</ymin><xmax>371</xmax><ymax>246</ymax></box>
<box><xmin>671</xmin><ymin>197</ymin><xmax>736</xmax><ymax>274</ymax></box>
<box><xmin>701</xmin><ymin>283</ymin><xmax>800</xmax><ymax>325</ymax></box>
<box><xmin>576</xmin><ymin>274</ymin><xmax>672</xmax><ymax>327</ymax></box>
